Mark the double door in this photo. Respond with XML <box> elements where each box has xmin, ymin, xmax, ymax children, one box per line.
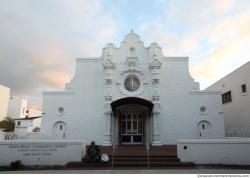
<box><xmin>120</xmin><ymin>112</ymin><xmax>144</xmax><ymax>144</ymax></box>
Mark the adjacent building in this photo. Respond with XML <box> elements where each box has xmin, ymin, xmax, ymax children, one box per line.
<box><xmin>206</xmin><ymin>61</ymin><xmax>250</xmax><ymax>137</ymax></box>
<box><xmin>41</xmin><ymin>31</ymin><xmax>225</xmax><ymax>145</ymax></box>
<box><xmin>7</xmin><ymin>97</ymin><xmax>28</xmax><ymax>119</ymax></box>
<box><xmin>0</xmin><ymin>85</ymin><xmax>10</xmax><ymax>121</ymax></box>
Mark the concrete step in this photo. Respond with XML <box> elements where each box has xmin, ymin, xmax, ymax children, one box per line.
<box><xmin>66</xmin><ymin>161</ymin><xmax>111</xmax><ymax>168</ymax></box>
<box><xmin>112</xmin><ymin>157</ymin><xmax>180</xmax><ymax>162</ymax></box>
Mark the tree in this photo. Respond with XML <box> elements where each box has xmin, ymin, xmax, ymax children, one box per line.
<box><xmin>32</xmin><ymin>127</ymin><xmax>40</xmax><ymax>132</ymax></box>
<box><xmin>0</xmin><ymin>117</ymin><xmax>15</xmax><ymax>132</ymax></box>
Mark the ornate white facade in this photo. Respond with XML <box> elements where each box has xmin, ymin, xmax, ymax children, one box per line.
<box><xmin>41</xmin><ymin>31</ymin><xmax>225</xmax><ymax>145</ymax></box>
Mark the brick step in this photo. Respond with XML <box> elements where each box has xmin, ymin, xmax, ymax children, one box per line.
<box><xmin>149</xmin><ymin>162</ymin><xmax>195</xmax><ymax>167</ymax></box>
<box><xmin>112</xmin><ymin>161</ymin><xmax>195</xmax><ymax>167</ymax></box>
<box><xmin>112</xmin><ymin>157</ymin><xmax>180</xmax><ymax>162</ymax></box>
<box><xmin>66</xmin><ymin>161</ymin><xmax>195</xmax><ymax>168</ymax></box>
<box><xmin>66</xmin><ymin>161</ymin><xmax>111</xmax><ymax>168</ymax></box>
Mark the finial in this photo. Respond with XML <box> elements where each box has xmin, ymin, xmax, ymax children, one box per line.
<box><xmin>130</xmin><ymin>29</ymin><xmax>134</xmax><ymax>33</ymax></box>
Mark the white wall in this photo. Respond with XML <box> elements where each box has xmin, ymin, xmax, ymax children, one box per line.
<box><xmin>8</xmin><ymin>98</ymin><xmax>28</xmax><ymax>119</ymax></box>
<box><xmin>28</xmin><ymin>118</ymin><xmax>42</xmax><ymax>132</ymax></box>
<box><xmin>0</xmin><ymin>85</ymin><xmax>10</xmax><ymax>121</ymax></box>
<box><xmin>0</xmin><ymin>129</ymin><xmax>4</xmax><ymax>140</ymax></box>
<box><xmin>0</xmin><ymin>140</ymin><xmax>86</xmax><ymax>166</ymax></box>
<box><xmin>159</xmin><ymin>59</ymin><xmax>225</xmax><ymax>144</ymax></box>
<box><xmin>206</xmin><ymin>62</ymin><xmax>250</xmax><ymax>137</ymax></box>
<box><xmin>41</xmin><ymin>60</ymin><xmax>106</xmax><ymax>144</ymax></box>
<box><xmin>177</xmin><ymin>139</ymin><xmax>250</xmax><ymax>165</ymax></box>
<box><xmin>41</xmin><ymin>31</ymin><xmax>225</xmax><ymax>145</ymax></box>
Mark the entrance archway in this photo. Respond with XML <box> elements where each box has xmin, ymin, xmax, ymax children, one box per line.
<box><xmin>111</xmin><ymin>97</ymin><xmax>153</xmax><ymax>145</ymax></box>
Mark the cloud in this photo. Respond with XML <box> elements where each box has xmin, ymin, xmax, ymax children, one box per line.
<box><xmin>213</xmin><ymin>0</ymin><xmax>235</xmax><ymax>14</ymax></box>
<box><xmin>132</xmin><ymin>0</ymin><xmax>250</xmax><ymax>91</ymax></box>
<box><xmin>41</xmin><ymin>72</ymin><xmax>71</xmax><ymax>88</ymax></box>
<box><xmin>0</xmin><ymin>0</ymin><xmax>118</xmax><ymax>108</ymax></box>
<box><xmin>210</xmin><ymin>10</ymin><xmax>250</xmax><ymax>43</ymax></box>
<box><xmin>191</xmin><ymin>9</ymin><xmax>250</xmax><ymax>84</ymax></box>
<box><xmin>1</xmin><ymin>0</ymin><xmax>250</xmax><ymax>107</ymax></box>
<box><xmin>180</xmin><ymin>38</ymin><xmax>200</xmax><ymax>52</ymax></box>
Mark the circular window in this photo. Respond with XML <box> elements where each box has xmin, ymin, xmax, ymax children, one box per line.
<box><xmin>58</xmin><ymin>107</ymin><xmax>64</xmax><ymax>115</ymax></box>
<box><xmin>200</xmin><ymin>106</ymin><xmax>207</xmax><ymax>114</ymax></box>
<box><xmin>124</xmin><ymin>75</ymin><xmax>140</xmax><ymax>92</ymax></box>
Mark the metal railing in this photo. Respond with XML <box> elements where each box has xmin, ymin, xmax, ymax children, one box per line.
<box><xmin>146</xmin><ymin>140</ymin><xmax>150</xmax><ymax>168</ymax></box>
<box><xmin>3</xmin><ymin>132</ymin><xmax>18</xmax><ymax>141</ymax></box>
<box><xmin>112</xmin><ymin>144</ymin><xmax>116</xmax><ymax>168</ymax></box>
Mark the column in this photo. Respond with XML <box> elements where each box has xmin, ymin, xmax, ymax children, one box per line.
<box><xmin>152</xmin><ymin>104</ymin><xmax>162</xmax><ymax>145</ymax></box>
<box><xmin>102</xmin><ymin>45</ymin><xmax>115</xmax><ymax>146</ymax></box>
<box><xmin>149</xmin><ymin>54</ymin><xmax>162</xmax><ymax>146</ymax></box>
<box><xmin>103</xmin><ymin>103</ymin><xmax>112</xmax><ymax>146</ymax></box>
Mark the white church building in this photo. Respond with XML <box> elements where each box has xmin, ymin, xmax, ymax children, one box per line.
<box><xmin>41</xmin><ymin>31</ymin><xmax>225</xmax><ymax>146</ymax></box>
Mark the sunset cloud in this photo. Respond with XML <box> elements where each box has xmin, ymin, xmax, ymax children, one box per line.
<box><xmin>180</xmin><ymin>38</ymin><xmax>200</xmax><ymax>53</ymax></box>
<box><xmin>190</xmin><ymin>9</ymin><xmax>250</xmax><ymax>87</ymax></box>
<box><xmin>0</xmin><ymin>0</ymin><xmax>118</xmax><ymax>108</ymax></box>
<box><xmin>41</xmin><ymin>72</ymin><xmax>71</xmax><ymax>88</ymax></box>
<box><xmin>0</xmin><ymin>0</ymin><xmax>250</xmax><ymax>107</ymax></box>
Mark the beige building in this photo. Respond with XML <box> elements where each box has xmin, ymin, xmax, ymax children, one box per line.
<box><xmin>7</xmin><ymin>97</ymin><xmax>28</xmax><ymax>119</ymax></box>
<box><xmin>0</xmin><ymin>85</ymin><xmax>10</xmax><ymax>121</ymax></box>
<box><xmin>206</xmin><ymin>61</ymin><xmax>250</xmax><ymax>137</ymax></box>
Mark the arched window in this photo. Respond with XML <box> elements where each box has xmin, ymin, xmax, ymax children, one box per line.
<box><xmin>130</xmin><ymin>47</ymin><xmax>135</xmax><ymax>56</ymax></box>
<box><xmin>53</xmin><ymin>121</ymin><xmax>67</xmax><ymax>139</ymax></box>
<box><xmin>197</xmin><ymin>120</ymin><xmax>211</xmax><ymax>139</ymax></box>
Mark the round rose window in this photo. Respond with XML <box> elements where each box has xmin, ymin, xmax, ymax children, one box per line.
<box><xmin>124</xmin><ymin>75</ymin><xmax>140</xmax><ymax>91</ymax></box>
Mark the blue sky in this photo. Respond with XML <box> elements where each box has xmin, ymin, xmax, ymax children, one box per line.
<box><xmin>0</xmin><ymin>0</ymin><xmax>250</xmax><ymax>108</ymax></box>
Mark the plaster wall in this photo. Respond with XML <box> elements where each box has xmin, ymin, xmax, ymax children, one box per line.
<box><xmin>0</xmin><ymin>140</ymin><xmax>86</xmax><ymax>166</ymax></box>
<box><xmin>206</xmin><ymin>62</ymin><xmax>250</xmax><ymax>137</ymax></box>
<box><xmin>7</xmin><ymin>98</ymin><xmax>28</xmax><ymax>119</ymax></box>
<box><xmin>41</xmin><ymin>32</ymin><xmax>225</xmax><ymax>145</ymax></box>
<box><xmin>177</xmin><ymin>139</ymin><xmax>250</xmax><ymax>165</ymax></box>
<box><xmin>0</xmin><ymin>85</ymin><xmax>10</xmax><ymax>121</ymax></box>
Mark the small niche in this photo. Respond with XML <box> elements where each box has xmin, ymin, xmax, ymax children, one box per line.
<box><xmin>129</xmin><ymin>47</ymin><xmax>135</xmax><ymax>57</ymax></box>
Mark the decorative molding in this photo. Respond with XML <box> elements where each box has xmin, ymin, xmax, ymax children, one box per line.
<box><xmin>116</xmin><ymin>61</ymin><xmax>148</xmax><ymax>96</ymax></box>
<box><xmin>103</xmin><ymin>57</ymin><xmax>115</xmax><ymax>70</ymax></box>
<box><xmin>189</xmin><ymin>91</ymin><xmax>221</xmax><ymax>95</ymax></box>
<box><xmin>57</xmin><ymin>106</ymin><xmax>65</xmax><ymax>116</ymax></box>
<box><xmin>161</xmin><ymin>56</ymin><xmax>189</xmax><ymax>61</ymax></box>
<box><xmin>102</xmin><ymin>53</ymin><xmax>114</xmax><ymax>146</ymax></box>
<box><xmin>43</xmin><ymin>91</ymin><xmax>75</xmax><ymax>95</ymax></box>
<box><xmin>150</xmin><ymin>54</ymin><xmax>162</xmax><ymax>146</ymax></box>
<box><xmin>126</xmin><ymin>56</ymin><xmax>138</xmax><ymax>70</ymax></box>
<box><xmin>120</xmin><ymin>68</ymin><xmax>144</xmax><ymax>76</ymax></box>
<box><xmin>149</xmin><ymin>55</ymin><xmax>162</xmax><ymax>70</ymax></box>
<box><xmin>76</xmin><ymin>58</ymin><xmax>102</xmax><ymax>62</ymax></box>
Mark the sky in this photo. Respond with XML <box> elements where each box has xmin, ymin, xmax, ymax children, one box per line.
<box><xmin>0</xmin><ymin>0</ymin><xmax>250</xmax><ymax>109</ymax></box>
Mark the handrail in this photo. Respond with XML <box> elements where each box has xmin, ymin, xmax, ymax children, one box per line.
<box><xmin>112</xmin><ymin>144</ymin><xmax>116</xmax><ymax>168</ymax></box>
<box><xmin>146</xmin><ymin>141</ymin><xmax>150</xmax><ymax>168</ymax></box>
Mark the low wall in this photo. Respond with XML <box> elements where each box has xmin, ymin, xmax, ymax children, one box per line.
<box><xmin>0</xmin><ymin>140</ymin><xmax>86</xmax><ymax>166</ymax></box>
<box><xmin>177</xmin><ymin>138</ymin><xmax>250</xmax><ymax>165</ymax></box>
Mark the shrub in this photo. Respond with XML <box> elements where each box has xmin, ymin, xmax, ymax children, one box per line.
<box><xmin>10</xmin><ymin>160</ymin><xmax>23</xmax><ymax>169</ymax></box>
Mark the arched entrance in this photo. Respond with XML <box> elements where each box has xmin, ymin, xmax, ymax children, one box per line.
<box><xmin>111</xmin><ymin>97</ymin><xmax>153</xmax><ymax>145</ymax></box>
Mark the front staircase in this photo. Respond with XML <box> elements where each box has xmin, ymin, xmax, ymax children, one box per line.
<box><xmin>67</xmin><ymin>145</ymin><xmax>195</xmax><ymax>169</ymax></box>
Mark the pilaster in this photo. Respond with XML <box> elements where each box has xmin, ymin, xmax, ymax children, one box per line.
<box><xmin>102</xmin><ymin>47</ymin><xmax>115</xmax><ymax>146</ymax></box>
<box><xmin>149</xmin><ymin>54</ymin><xmax>162</xmax><ymax>146</ymax></box>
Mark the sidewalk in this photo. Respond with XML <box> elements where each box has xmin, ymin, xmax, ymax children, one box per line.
<box><xmin>1</xmin><ymin>167</ymin><xmax>250</xmax><ymax>174</ymax></box>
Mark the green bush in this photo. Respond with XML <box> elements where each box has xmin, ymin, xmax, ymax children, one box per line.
<box><xmin>10</xmin><ymin>160</ymin><xmax>23</xmax><ymax>169</ymax></box>
<box><xmin>0</xmin><ymin>117</ymin><xmax>15</xmax><ymax>132</ymax></box>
